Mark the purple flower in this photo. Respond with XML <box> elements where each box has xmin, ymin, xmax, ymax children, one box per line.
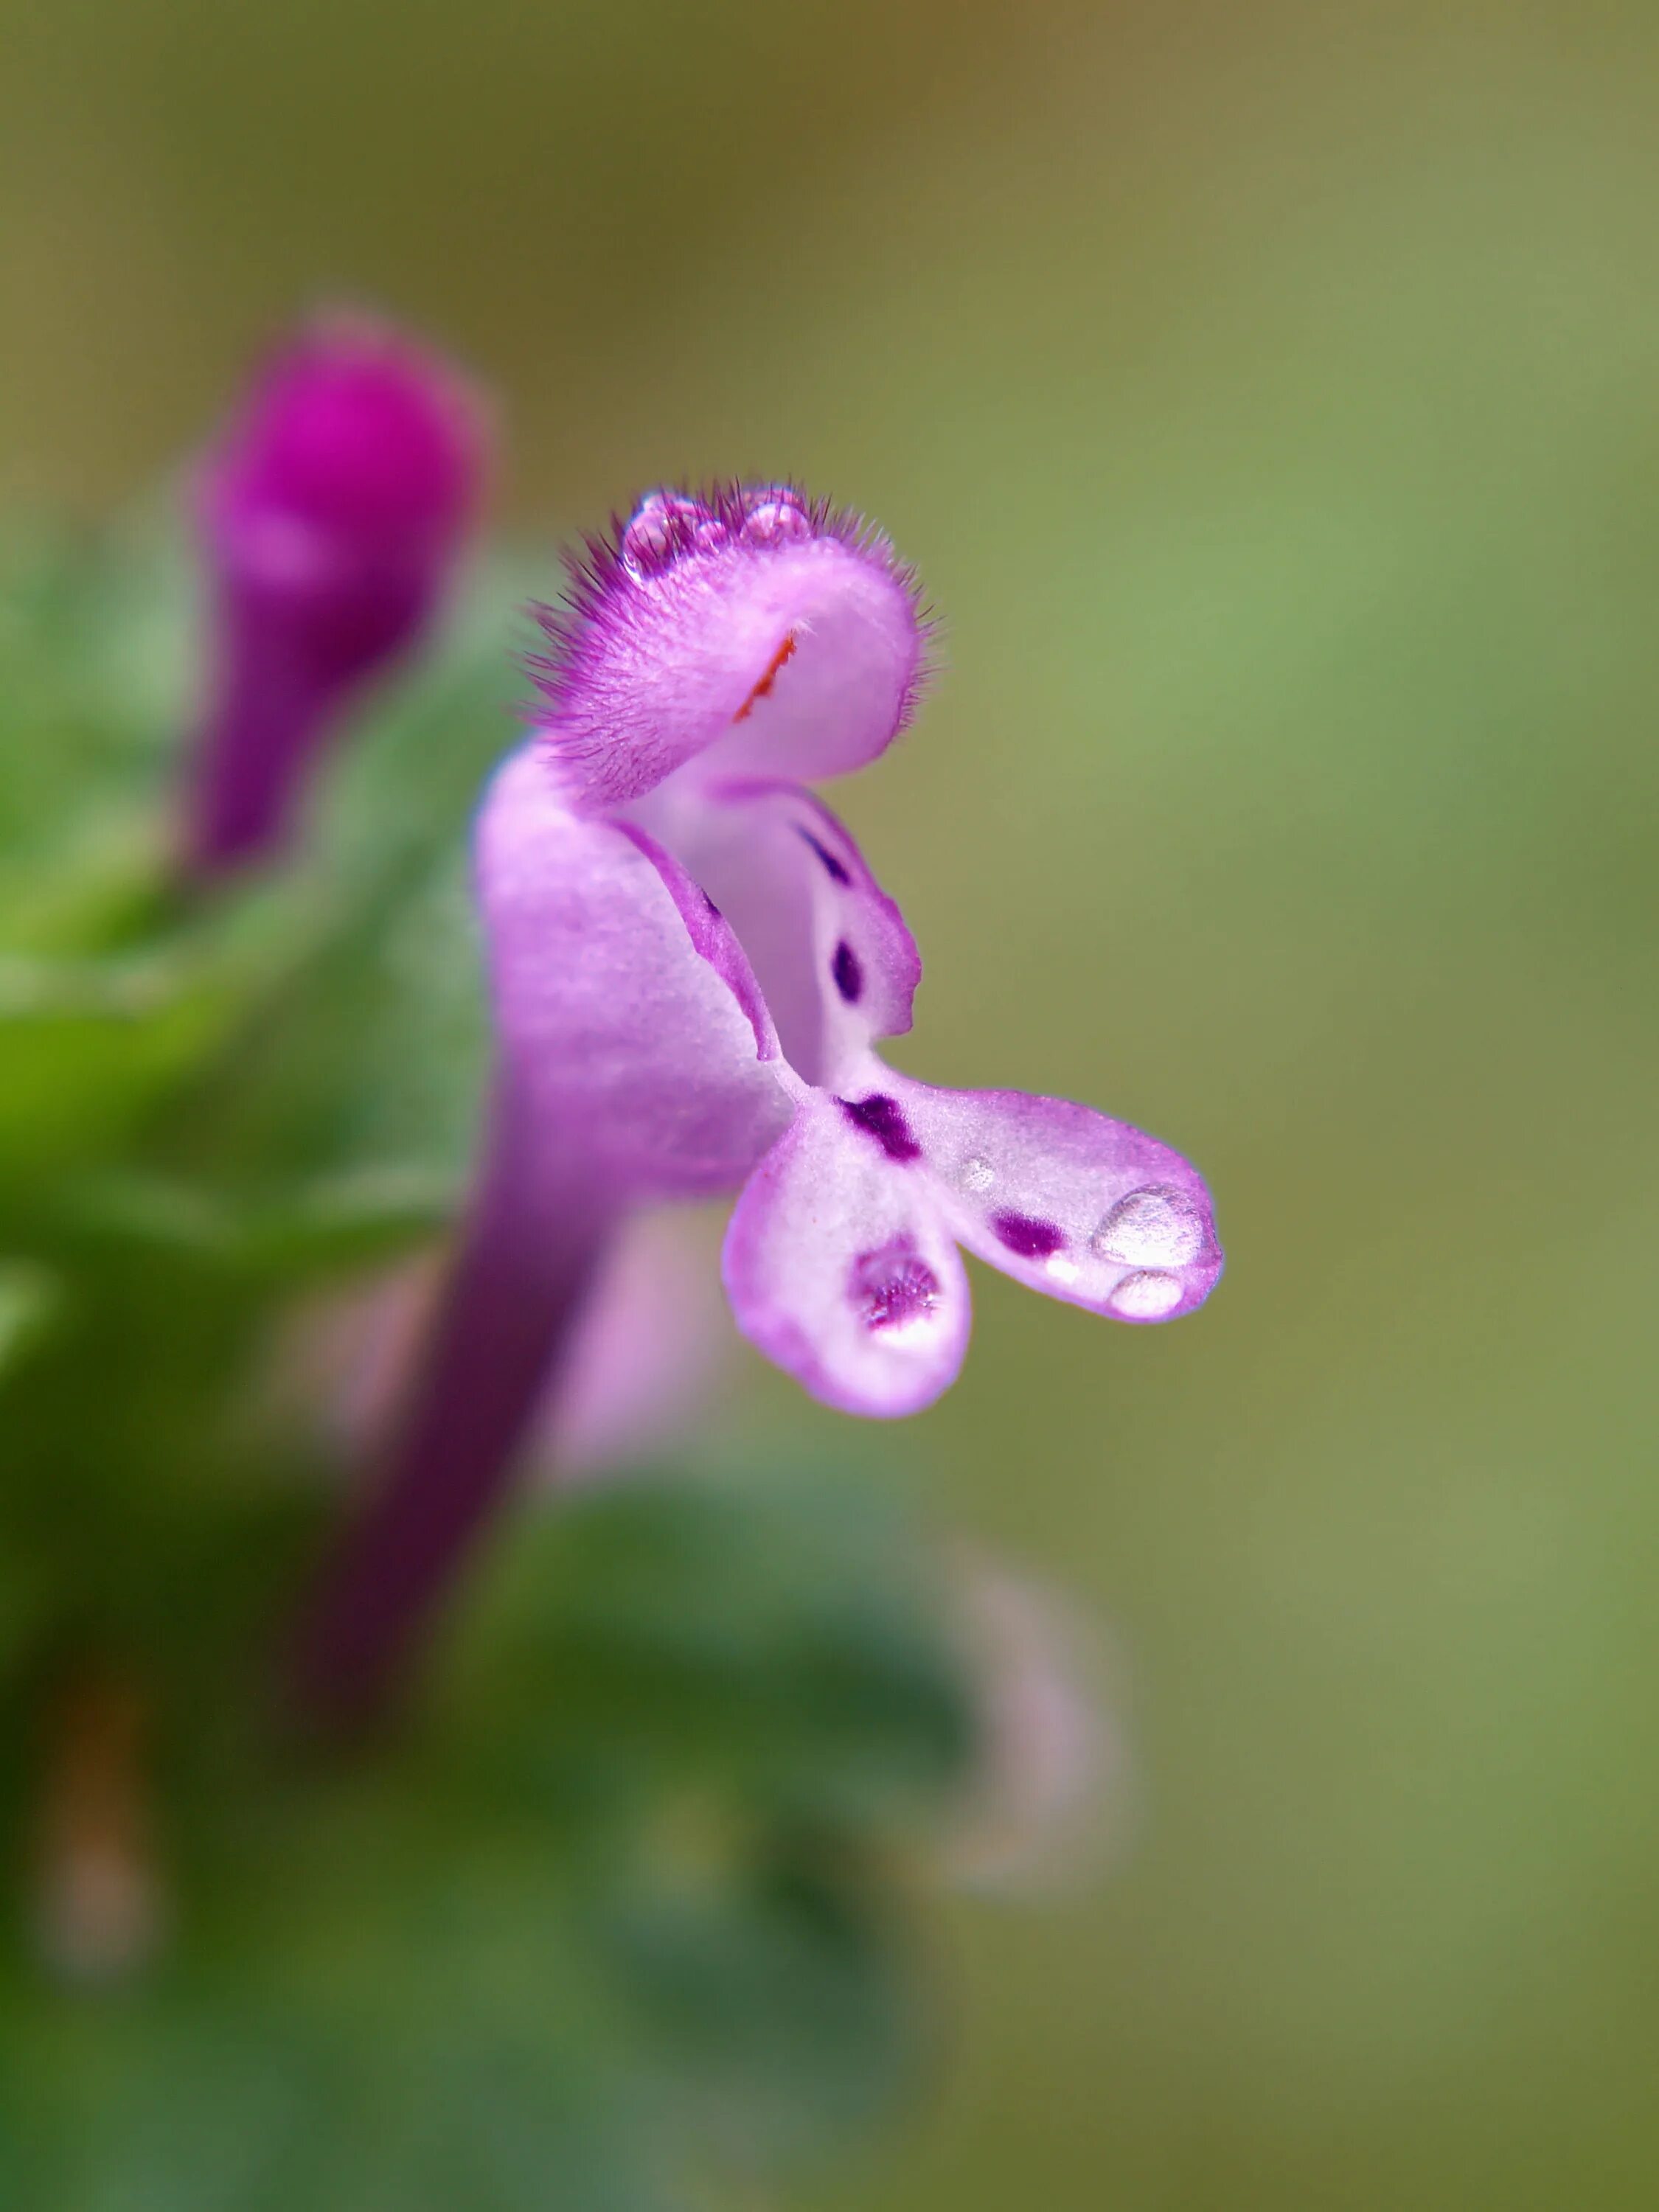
<box><xmin>289</xmin><ymin>484</ymin><xmax>1220</xmax><ymax>1721</ymax></box>
<box><xmin>182</xmin><ymin>313</ymin><xmax>486</xmax><ymax>876</ymax></box>
<box><xmin>483</xmin><ymin>483</ymin><xmax>1222</xmax><ymax>1418</ymax></box>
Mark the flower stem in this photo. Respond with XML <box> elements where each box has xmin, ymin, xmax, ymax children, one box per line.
<box><xmin>181</xmin><ymin>615</ymin><xmax>331</xmax><ymax>877</ymax></box>
<box><xmin>285</xmin><ymin>1087</ymin><xmax>613</xmax><ymax>1731</ymax></box>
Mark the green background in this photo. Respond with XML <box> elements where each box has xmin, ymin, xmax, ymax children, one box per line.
<box><xmin>4</xmin><ymin>1</ymin><xmax>1657</xmax><ymax>2205</ymax></box>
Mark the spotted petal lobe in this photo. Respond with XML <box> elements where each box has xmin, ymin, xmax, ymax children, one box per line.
<box><xmin>894</xmin><ymin>1077</ymin><xmax>1223</xmax><ymax>1323</ymax></box>
<box><xmin>721</xmin><ymin>1093</ymin><xmax>970</xmax><ymax>1418</ymax></box>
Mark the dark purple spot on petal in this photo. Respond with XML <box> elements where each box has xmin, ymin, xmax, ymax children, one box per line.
<box><xmin>797</xmin><ymin>828</ymin><xmax>852</xmax><ymax>886</ymax></box>
<box><xmin>852</xmin><ymin>1239</ymin><xmax>940</xmax><ymax>1332</ymax></box>
<box><xmin>831</xmin><ymin>939</ymin><xmax>863</xmax><ymax>1004</ymax></box>
<box><xmin>991</xmin><ymin>1210</ymin><xmax>1065</xmax><ymax>1259</ymax></box>
<box><xmin>837</xmin><ymin>1093</ymin><xmax>922</xmax><ymax>1164</ymax></box>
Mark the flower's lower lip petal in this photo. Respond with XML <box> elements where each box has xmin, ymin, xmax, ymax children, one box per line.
<box><xmin>721</xmin><ymin>1095</ymin><xmax>971</xmax><ymax>1418</ymax></box>
<box><xmin>893</xmin><ymin>1078</ymin><xmax>1224</xmax><ymax>1321</ymax></box>
<box><xmin>479</xmin><ymin>742</ymin><xmax>790</xmax><ymax>1198</ymax></box>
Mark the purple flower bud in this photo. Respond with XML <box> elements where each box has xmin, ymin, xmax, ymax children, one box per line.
<box><xmin>182</xmin><ymin>313</ymin><xmax>486</xmax><ymax>876</ymax></box>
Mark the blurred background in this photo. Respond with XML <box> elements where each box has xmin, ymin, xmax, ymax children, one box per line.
<box><xmin>3</xmin><ymin>0</ymin><xmax>1658</xmax><ymax>2205</ymax></box>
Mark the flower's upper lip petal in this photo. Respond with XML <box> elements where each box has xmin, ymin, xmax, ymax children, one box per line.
<box><xmin>623</xmin><ymin>777</ymin><xmax>920</xmax><ymax>1093</ymax></box>
<box><xmin>722</xmin><ymin>1089</ymin><xmax>970</xmax><ymax>1419</ymax></box>
<box><xmin>529</xmin><ymin>487</ymin><xmax>927</xmax><ymax>809</ymax></box>
<box><xmin>478</xmin><ymin>742</ymin><xmax>791</xmax><ymax>1199</ymax></box>
<box><xmin>891</xmin><ymin>1076</ymin><xmax>1224</xmax><ymax>1322</ymax></box>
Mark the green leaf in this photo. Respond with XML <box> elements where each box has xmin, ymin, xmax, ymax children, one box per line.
<box><xmin>445</xmin><ymin>1473</ymin><xmax>978</xmax><ymax>1830</ymax></box>
<box><xmin>0</xmin><ymin>1260</ymin><xmax>62</xmax><ymax>1382</ymax></box>
<box><xmin>0</xmin><ymin>519</ymin><xmax>192</xmax><ymax>936</ymax></box>
<box><xmin>145</xmin><ymin>563</ymin><xmax>539</xmax><ymax>1197</ymax></box>
<box><xmin>49</xmin><ymin>1166</ymin><xmax>456</xmax><ymax>1284</ymax></box>
<box><xmin>0</xmin><ymin>947</ymin><xmax>243</xmax><ymax>1192</ymax></box>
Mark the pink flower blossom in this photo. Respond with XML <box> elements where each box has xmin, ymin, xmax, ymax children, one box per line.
<box><xmin>483</xmin><ymin>483</ymin><xmax>1222</xmax><ymax>1418</ymax></box>
<box><xmin>291</xmin><ymin>482</ymin><xmax>1222</xmax><ymax>1720</ymax></box>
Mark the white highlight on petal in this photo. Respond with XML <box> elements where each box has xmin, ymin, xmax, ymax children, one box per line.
<box><xmin>1045</xmin><ymin>1253</ymin><xmax>1082</xmax><ymax>1287</ymax></box>
<box><xmin>1091</xmin><ymin>1185</ymin><xmax>1207</xmax><ymax>1267</ymax></box>
<box><xmin>1108</xmin><ymin>1270</ymin><xmax>1184</xmax><ymax>1319</ymax></box>
<box><xmin>959</xmin><ymin>1154</ymin><xmax>996</xmax><ymax>1194</ymax></box>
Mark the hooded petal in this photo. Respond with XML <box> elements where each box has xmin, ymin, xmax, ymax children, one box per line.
<box><xmin>530</xmin><ymin>486</ymin><xmax>926</xmax><ymax>810</ymax></box>
<box><xmin>479</xmin><ymin>744</ymin><xmax>790</xmax><ymax>1199</ymax></box>
<box><xmin>721</xmin><ymin>1092</ymin><xmax>970</xmax><ymax>1418</ymax></box>
<box><xmin>892</xmin><ymin>1077</ymin><xmax>1223</xmax><ymax>1322</ymax></box>
<box><xmin>627</xmin><ymin>779</ymin><xmax>919</xmax><ymax>1091</ymax></box>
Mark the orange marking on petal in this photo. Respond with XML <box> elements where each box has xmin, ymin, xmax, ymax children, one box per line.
<box><xmin>733</xmin><ymin>631</ymin><xmax>798</xmax><ymax>722</ymax></box>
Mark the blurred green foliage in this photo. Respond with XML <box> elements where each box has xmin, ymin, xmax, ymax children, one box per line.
<box><xmin>3</xmin><ymin>0</ymin><xmax>1659</xmax><ymax>2207</ymax></box>
<box><xmin>0</xmin><ymin>529</ymin><xmax>978</xmax><ymax>2208</ymax></box>
<box><xmin>0</xmin><ymin>1468</ymin><xmax>973</xmax><ymax>2211</ymax></box>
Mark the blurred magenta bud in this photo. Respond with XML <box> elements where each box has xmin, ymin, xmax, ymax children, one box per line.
<box><xmin>181</xmin><ymin>312</ymin><xmax>487</xmax><ymax>875</ymax></box>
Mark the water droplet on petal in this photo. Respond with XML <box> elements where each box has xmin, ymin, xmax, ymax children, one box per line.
<box><xmin>1109</xmin><ymin>1270</ymin><xmax>1184</xmax><ymax>1320</ymax></box>
<box><xmin>621</xmin><ymin>493</ymin><xmax>704</xmax><ymax>579</ymax></box>
<box><xmin>1092</xmin><ymin>1186</ymin><xmax>1206</xmax><ymax>1267</ymax></box>
<box><xmin>852</xmin><ymin>1242</ymin><xmax>941</xmax><ymax>1332</ymax></box>
<box><xmin>742</xmin><ymin>488</ymin><xmax>813</xmax><ymax>546</ymax></box>
<box><xmin>959</xmin><ymin>1155</ymin><xmax>996</xmax><ymax>1194</ymax></box>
